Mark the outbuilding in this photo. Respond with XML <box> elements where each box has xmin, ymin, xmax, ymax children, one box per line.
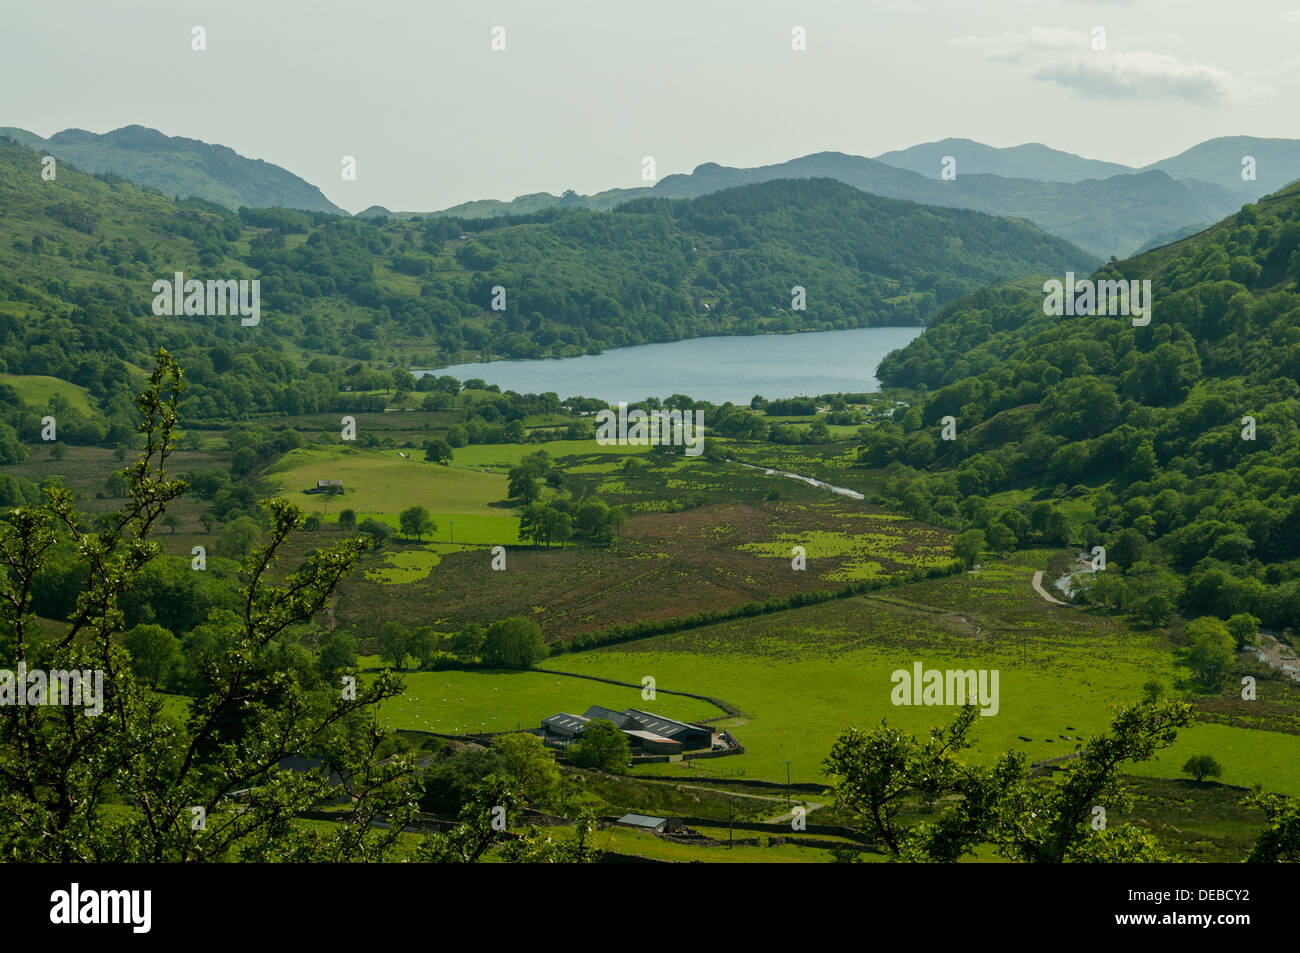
<box><xmin>624</xmin><ymin>710</ymin><xmax>713</xmax><ymax>749</ymax></box>
<box><xmin>542</xmin><ymin>713</ymin><xmax>589</xmax><ymax>739</ymax></box>
<box><xmin>615</xmin><ymin>814</ymin><xmax>669</xmax><ymax>833</ymax></box>
<box><xmin>582</xmin><ymin>705</ymin><xmax>633</xmax><ymax>729</ymax></box>
<box><xmin>623</xmin><ymin>729</ymin><xmax>682</xmax><ymax>755</ymax></box>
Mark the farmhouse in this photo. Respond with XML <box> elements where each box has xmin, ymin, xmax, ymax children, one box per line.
<box><xmin>306</xmin><ymin>479</ymin><xmax>344</xmax><ymax>495</ymax></box>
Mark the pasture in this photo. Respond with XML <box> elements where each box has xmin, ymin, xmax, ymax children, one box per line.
<box><xmin>0</xmin><ymin>372</ymin><xmax>97</xmax><ymax>416</ymax></box>
<box><xmin>538</xmin><ymin>560</ymin><xmax>1300</xmax><ymax>797</ymax></box>
<box><xmin>371</xmin><ymin>666</ymin><xmax>721</xmax><ymax>734</ymax></box>
<box><xmin>269</xmin><ymin>445</ymin><xmax>509</xmax><ymax>519</ymax></box>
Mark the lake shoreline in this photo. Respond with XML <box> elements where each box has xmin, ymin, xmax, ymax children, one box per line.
<box><xmin>415</xmin><ymin>325</ymin><xmax>926</xmax><ymax>404</ymax></box>
<box><xmin>420</xmin><ymin>323</ymin><xmax>928</xmax><ymax>373</ymax></box>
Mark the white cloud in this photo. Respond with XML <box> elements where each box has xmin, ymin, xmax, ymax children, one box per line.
<box><xmin>1035</xmin><ymin>50</ymin><xmax>1238</xmax><ymax>102</ymax></box>
<box><xmin>950</xmin><ymin>27</ymin><xmax>1240</xmax><ymax>103</ymax></box>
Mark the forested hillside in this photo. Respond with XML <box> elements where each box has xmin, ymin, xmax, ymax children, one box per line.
<box><xmin>865</xmin><ymin>181</ymin><xmax>1300</xmax><ymax>630</ymax></box>
<box><xmin>0</xmin><ymin>136</ymin><xmax>1092</xmax><ymax>430</ymax></box>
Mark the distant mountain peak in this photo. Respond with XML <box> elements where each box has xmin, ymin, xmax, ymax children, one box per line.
<box><xmin>2</xmin><ymin>125</ymin><xmax>343</xmax><ymax>214</ymax></box>
<box><xmin>873</xmin><ymin>138</ymin><xmax>1133</xmax><ymax>183</ymax></box>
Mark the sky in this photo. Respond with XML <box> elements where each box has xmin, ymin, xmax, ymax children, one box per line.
<box><xmin>3</xmin><ymin>0</ymin><xmax>1299</xmax><ymax>214</ymax></box>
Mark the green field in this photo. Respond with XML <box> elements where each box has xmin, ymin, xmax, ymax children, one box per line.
<box><xmin>270</xmin><ymin>446</ymin><xmax>509</xmax><ymax>518</ymax></box>
<box><xmin>1125</xmin><ymin>721</ymin><xmax>1300</xmax><ymax>794</ymax></box>
<box><xmin>0</xmin><ymin>373</ymin><xmax>96</xmax><ymax>416</ymax></box>
<box><xmin>372</xmin><ymin>666</ymin><xmax>722</xmax><ymax>735</ymax></box>
<box><xmin>543</xmin><ymin>592</ymin><xmax>1175</xmax><ymax>781</ymax></box>
<box><xmin>526</xmin><ymin>560</ymin><xmax>1300</xmax><ymax>797</ymax></box>
<box><xmin>450</xmin><ymin>439</ymin><xmax>649</xmax><ymax>472</ymax></box>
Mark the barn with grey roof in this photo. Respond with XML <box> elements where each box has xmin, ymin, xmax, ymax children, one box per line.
<box><xmin>538</xmin><ymin>704</ymin><xmax>719</xmax><ymax>754</ymax></box>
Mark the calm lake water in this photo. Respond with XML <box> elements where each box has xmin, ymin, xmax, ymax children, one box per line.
<box><xmin>420</xmin><ymin>326</ymin><xmax>924</xmax><ymax>403</ymax></box>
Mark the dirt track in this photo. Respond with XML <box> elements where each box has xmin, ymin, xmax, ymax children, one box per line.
<box><xmin>1031</xmin><ymin>570</ymin><xmax>1068</xmax><ymax>606</ymax></box>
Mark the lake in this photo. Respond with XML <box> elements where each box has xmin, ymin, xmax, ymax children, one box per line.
<box><xmin>419</xmin><ymin>326</ymin><xmax>924</xmax><ymax>403</ymax></box>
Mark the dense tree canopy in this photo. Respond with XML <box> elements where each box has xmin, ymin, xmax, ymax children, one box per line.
<box><xmin>862</xmin><ymin>184</ymin><xmax>1300</xmax><ymax>631</ymax></box>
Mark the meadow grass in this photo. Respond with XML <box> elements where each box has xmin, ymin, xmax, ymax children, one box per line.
<box><xmin>547</xmin><ymin>628</ymin><xmax>1181</xmax><ymax>784</ymax></box>
<box><xmin>371</xmin><ymin>666</ymin><xmax>722</xmax><ymax>735</ymax></box>
<box><xmin>269</xmin><ymin>446</ymin><xmax>509</xmax><ymax>518</ymax></box>
<box><xmin>537</xmin><ymin>562</ymin><xmax>1300</xmax><ymax>796</ymax></box>
<box><xmin>1124</xmin><ymin>721</ymin><xmax>1300</xmax><ymax>794</ymax></box>
<box><xmin>0</xmin><ymin>373</ymin><xmax>96</xmax><ymax>416</ymax></box>
<box><xmin>451</xmin><ymin>439</ymin><xmax>648</xmax><ymax>471</ymax></box>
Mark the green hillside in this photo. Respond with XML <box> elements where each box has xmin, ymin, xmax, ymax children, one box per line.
<box><xmin>0</xmin><ymin>135</ymin><xmax>1094</xmax><ymax>430</ymax></box>
<box><xmin>0</xmin><ymin>373</ymin><xmax>95</xmax><ymax>416</ymax></box>
<box><xmin>865</xmin><ymin>179</ymin><xmax>1300</xmax><ymax>631</ymax></box>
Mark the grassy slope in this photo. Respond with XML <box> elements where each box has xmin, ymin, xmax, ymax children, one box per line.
<box><xmin>368</xmin><ymin>663</ymin><xmax>720</xmax><ymax>735</ymax></box>
<box><xmin>0</xmin><ymin>373</ymin><xmax>96</xmax><ymax>417</ymax></box>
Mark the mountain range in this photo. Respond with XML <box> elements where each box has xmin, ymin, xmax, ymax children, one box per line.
<box><xmin>409</xmin><ymin>137</ymin><xmax>1300</xmax><ymax>260</ymax></box>
<box><xmin>873</xmin><ymin>136</ymin><xmax>1300</xmax><ymax>192</ymax></box>
<box><xmin>7</xmin><ymin>125</ymin><xmax>1300</xmax><ymax>261</ymax></box>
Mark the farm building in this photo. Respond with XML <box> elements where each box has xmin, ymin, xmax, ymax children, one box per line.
<box><xmin>539</xmin><ymin>706</ymin><xmax>715</xmax><ymax>753</ymax></box>
<box><xmin>582</xmin><ymin>705</ymin><xmax>633</xmax><ymax>729</ymax></box>
<box><xmin>541</xmin><ymin>713</ymin><xmax>589</xmax><ymax>739</ymax></box>
<box><xmin>624</xmin><ymin>710</ymin><xmax>714</xmax><ymax>749</ymax></box>
<box><xmin>622</xmin><ymin>729</ymin><xmax>682</xmax><ymax>755</ymax></box>
<box><xmin>614</xmin><ymin>814</ymin><xmax>686</xmax><ymax>834</ymax></box>
<box><xmin>307</xmin><ymin>479</ymin><xmax>344</xmax><ymax>495</ymax></box>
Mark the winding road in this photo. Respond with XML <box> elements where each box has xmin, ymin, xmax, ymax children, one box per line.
<box><xmin>1031</xmin><ymin>570</ymin><xmax>1069</xmax><ymax>606</ymax></box>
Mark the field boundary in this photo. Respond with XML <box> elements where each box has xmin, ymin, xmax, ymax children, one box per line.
<box><xmin>531</xmin><ymin>667</ymin><xmax>743</xmax><ymax>719</ymax></box>
<box><xmin>555</xmin><ymin>559</ymin><xmax>966</xmax><ymax>654</ymax></box>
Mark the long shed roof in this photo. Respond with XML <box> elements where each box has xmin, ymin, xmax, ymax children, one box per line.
<box><xmin>542</xmin><ymin>713</ymin><xmax>589</xmax><ymax>732</ymax></box>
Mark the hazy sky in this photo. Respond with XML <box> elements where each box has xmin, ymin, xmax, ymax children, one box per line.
<box><xmin>4</xmin><ymin>0</ymin><xmax>1299</xmax><ymax>213</ymax></box>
